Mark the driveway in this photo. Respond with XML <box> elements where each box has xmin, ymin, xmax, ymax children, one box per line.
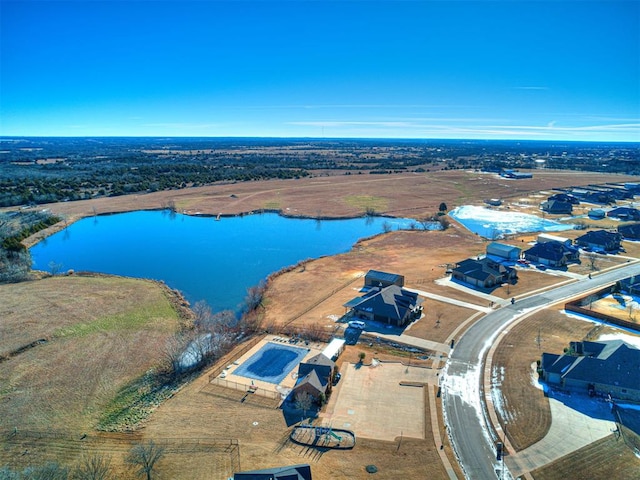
<box><xmin>506</xmin><ymin>392</ymin><xmax>616</xmax><ymax>477</ymax></box>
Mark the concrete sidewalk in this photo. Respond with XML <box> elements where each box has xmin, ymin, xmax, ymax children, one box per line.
<box><xmin>409</xmin><ymin>284</ymin><xmax>502</xmax><ymax>310</ymax></box>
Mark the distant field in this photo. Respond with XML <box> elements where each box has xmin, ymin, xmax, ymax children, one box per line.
<box><xmin>31</xmin><ymin>169</ymin><xmax>638</xmax><ymax>224</ymax></box>
<box><xmin>0</xmin><ymin>275</ymin><xmax>183</xmax><ymax>434</ymax></box>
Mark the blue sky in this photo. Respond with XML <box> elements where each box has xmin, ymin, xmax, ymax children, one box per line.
<box><xmin>1</xmin><ymin>0</ymin><xmax>639</xmax><ymax>141</ymax></box>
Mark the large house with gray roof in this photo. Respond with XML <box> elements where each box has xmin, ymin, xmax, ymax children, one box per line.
<box><xmin>523</xmin><ymin>241</ymin><xmax>580</xmax><ymax>268</ymax></box>
<box><xmin>575</xmin><ymin>230</ymin><xmax>623</xmax><ymax>252</ymax></box>
<box><xmin>451</xmin><ymin>257</ymin><xmax>517</xmax><ymax>289</ymax></box>
<box><xmin>344</xmin><ymin>284</ymin><xmax>423</xmax><ymax>327</ymax></box>
<box><xmin>540</xmin><ymin>340</ymin><xmax>640</xmax><ymax>401</ymax></box>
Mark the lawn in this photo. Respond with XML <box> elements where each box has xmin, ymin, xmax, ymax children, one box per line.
<box><xmin>490</xmin><ymin>308</ymin><xmax>599</xmax><ymax>451</ymax></box>
<box><xmin>531</xmin><ymin>435</ymin><xmax>640</xmax><ymax>480</ymax></box>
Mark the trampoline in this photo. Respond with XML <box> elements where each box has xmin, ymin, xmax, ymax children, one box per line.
<box><xmin>233</xmin><ymin>342</ymin><xmax>308</xmax><ymax>384</ymax></box>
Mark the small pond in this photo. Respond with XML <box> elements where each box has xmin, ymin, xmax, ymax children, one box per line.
<box><xmin>30</xmin><ymin>210</ymin><xmax>419</xmax><ymax>313</ymax></box>
<box><xmin>449</xmin><ymin>205</ymin><xmax>575</xmax><ymax>239</ymax></box>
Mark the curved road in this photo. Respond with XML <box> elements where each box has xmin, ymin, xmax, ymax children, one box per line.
<box><xmin>442</xmin><ymin>262</ymin><xmax>640</xmax><ymax>480</ymax></box>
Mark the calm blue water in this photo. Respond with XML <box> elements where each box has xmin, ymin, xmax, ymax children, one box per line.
<box><xmin>449</xmin><ymin>205</ymin><xmax>574</xmax><ymax>239</ymax></box>
<box><xmin>30</xmin><ymin>210</ymin><xmax>415</xmax><ymax>312</ymax></box>
<box><xmin>233</xmin><ymin>342</ymin><xmax>309</xmax><ymax>384</ymax></box>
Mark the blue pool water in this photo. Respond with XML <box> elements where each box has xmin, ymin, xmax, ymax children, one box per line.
<box><xmin>30</xmin><ymin>210</ymin><xmax>415</xmax><ymax>313</ymax></box>
<box><xmin>233</xmin><ymin>342</ymin><xmax>308</xmax><ymax>384</ymax></box>
<box><xmin>449</xmin><ymin>205</ymin><xmax>574</xmax><ymax>239</ymax></box>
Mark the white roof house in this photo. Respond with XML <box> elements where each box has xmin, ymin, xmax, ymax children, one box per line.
<box><xmin>321</xmin><ymin>338</ymin><xmax>345</xmax><ymax>361</ymax></box>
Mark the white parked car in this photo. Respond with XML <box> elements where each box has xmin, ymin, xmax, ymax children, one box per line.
<box><xmin>348</xmin><ymin>320</ymin><xmax>366</xmax><ymax>329</ymax></box>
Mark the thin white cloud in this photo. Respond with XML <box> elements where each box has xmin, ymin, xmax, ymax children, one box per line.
<box><xmin>513</xmin><ymin>86</ymin><xmax>550</xmax><ymax>90</ymax></box>
<box><xmin>140</xmin><ymin>123</ymin><xmax>222</xmax><ymax>129</ymax></box>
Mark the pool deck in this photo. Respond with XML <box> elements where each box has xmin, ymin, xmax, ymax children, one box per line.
<box><xmin>212</xmin><ymin>335</ymin><xmax>326</xmax><ymax>398</ymax></box>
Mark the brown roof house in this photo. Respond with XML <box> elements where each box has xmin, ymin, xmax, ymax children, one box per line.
<box><xmin>540</xmin><ymin>340</ymin><xmax>640</xmax><ymax>401</ymax></box>
<box><xmin>291</xmin><ymin>353</ymin><xmax>335</xmax><ymax>404</ymax></box>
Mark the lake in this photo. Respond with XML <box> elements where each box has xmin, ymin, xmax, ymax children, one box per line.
<box><xmin>30</xmin><ymin>210</ymin><xmax>418</xmax><ymax>313</ymax></box>
<box><xmin>448</xmin><ymin>205</ymin><xmax>575</xmax><ymax>239</ymax></box>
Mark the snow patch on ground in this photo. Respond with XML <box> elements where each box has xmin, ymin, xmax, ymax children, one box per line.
<box><xmin>491</xmin><ymin>365</ymin><xmax>513</xmax><ymax>422</ymax></box>
<box><xmin>530</xmin><ymin>362</ymin><xmax>548</xmax><ymax>393</ymax></box>
<box><xmin>598</xmin><ymin>332</ymin><xmax>640</xmax><ymax>349</ymax></box>
<box><xmin>449</xmin><ymin>205</ymin><xmax>574</xmax><ymax>238</ymax></box>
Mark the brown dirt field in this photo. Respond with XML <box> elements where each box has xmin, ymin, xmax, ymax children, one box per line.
<box><xmin>405</xmin><ymin>303</ymin><xmax>477</xmax><ymax>344</ymax></box>
<box><xmin>530</xmin><ymin>434</ymin><xmax>640</xmax><ymax>480</ymax></box>
<box><xmin>491</xmin><ymin>308</ymin><xmax>605</xmax><ymax>451</ymax></box>
<box><xmin>0</xmin><ymin>275</ymin><xmax>182</xmax><ymax>433</ymax></box>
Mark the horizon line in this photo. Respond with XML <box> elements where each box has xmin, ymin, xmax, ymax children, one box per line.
<box><xmin>1</xmin><ymin>135</ymin><xmax>638</xmax><ymax>145</ymax></box>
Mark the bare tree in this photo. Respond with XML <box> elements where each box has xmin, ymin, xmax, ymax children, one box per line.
<box><xmin>435</xmin><ymin>311</ymin><xmax>443</xmax><ymax>328</ymax></box>
<box><xmin>126</xmin><ymin>441</ymin><xmax>165</xmax><ymax>480</ymax></box>
<box><xmin>162</xmin><ymin>332</ymin><xmax>192</xmax><ymax>377</ymax></box>
<box><xmin>585</xmin><ymin>252</ymin><xmax>600</xmax><ymax>271</ymax></box>
<box><xmin>583</xmin><ymin>294</ymin><xmax>599</xmax><ymax>310</ymax></box>
<box><xmin>49</xmin><ymin>260</ymin><xmax>63</xmax><ymax>275</ymax></box>
<box><xmin>382</xmin><ymin>221</ymin><xmax>392</xmax><ymax>233</ymax></box>
<box><xmin>294</xmin><ymin>391</ymin><xmax>315</xmax><ymax>421</ymax></box>
<box><xmin>73</xmin><ymin>453</ymin><xmax>112</xmax><ymax>480</ymax></box>
<box><xmin>244</xmin><ymin>281</ymin><xmax>266</xmax><ymax>312</ymax></box>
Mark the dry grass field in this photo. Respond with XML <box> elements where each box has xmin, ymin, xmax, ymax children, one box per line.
<box><xmin>3</xmin><ymin>169</ymin><xmax>640</xmax><ymax>478</ymax></box>
<box><xmin>32</xmin><ymin>169</ymin><xmax>639</xmax><ymax>224</ymax></box>
<box><xmin>0</xmin><ymin>275</ymin><xmax>183</xmax><ymax>434</ymax></box>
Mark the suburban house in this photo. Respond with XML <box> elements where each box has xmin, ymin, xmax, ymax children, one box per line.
<box><xmin>575</xmin><ymin>230</ymin><xmax>623</xmax><ymax>252</ymax></box>
<box><xmin>523</xmin><ymin>241</ymin><xmax>580</xmax><ymax>268</ymax></box>
<box><xmin>364</xmin><ymin>269</ymin><xmax>404</xmax><ymax>288</ymax></box>
<box><xmin>486</xmin><ymin>242</ymin><xmax>521</xmax><ymax>261</ymax></box>
<box><xmin>292</xmin><ymin>353</ymin><xmax>335</xmax><ymax>403</ymax></box>
<box><xmin>344</xmin><ymin>284</ymin><xmax>423</xmax><ymax>327</ymax></box>
<box><xmin>619</xmin><ymin>276</ymin><xmax>640</xmax><ymax>295</ymax></box>
<box><xmin>233</xmin><ymin>464</ymin><xmax>312</xmax><ymax>480</ymax></box>
<box><xmin>540</xmin><ymin>199</ymin><xmax>573</xmax><ymax>215</ymax></box>
<box><xmin>540</xmin><ymin>340</ymin><xmax>640</xmax><ymax>401</ymax></box>
<box><xmin>588</xmin><ymin>209</ymin><xmax>606</xmax><ymax>220</ymax></box>
<box><xmin>618</xmin><ymin>222</ymin><xmax>640</xmax><ymax>240</ymax></box>
<box><xmin>536</xmin><ymin>233</ymin><xmax>572</xmax><ymax>246</ymax></box>
<box><xmin>548</xmin><ymin>193</ymin><xmax>579</xmax><ymax>204</ymax></box>
<box><xmin>451</xmin><ymin>257</ymin><xmax>517</xmax><ymax>289</ymax></box>
<box><xmin>607</xmin><ymin>207</ymin><xmax>640</xmax><ymax>221</ymax></box>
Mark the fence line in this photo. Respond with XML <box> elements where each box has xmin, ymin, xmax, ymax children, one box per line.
<box><xmin>209</xmin><ymin>377</ymin><xmax>280</xmax><ymax>400</ymax></box>
<box><xmin>281</xmin><ymin>273</ymin><xmax>364</xmax><ymax>328</ymax></box>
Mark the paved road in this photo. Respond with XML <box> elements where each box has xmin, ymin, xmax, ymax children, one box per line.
<box><xmin>442</xmin><ymin>262</ymin><xmax>640</xmax><ymax>480</ymax></box>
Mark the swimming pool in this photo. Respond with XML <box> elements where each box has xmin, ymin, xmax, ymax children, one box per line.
<box><xmin>233</xmin><ymin>342</ymin><xmax>309</xmax><ymax>384</ymax></box>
